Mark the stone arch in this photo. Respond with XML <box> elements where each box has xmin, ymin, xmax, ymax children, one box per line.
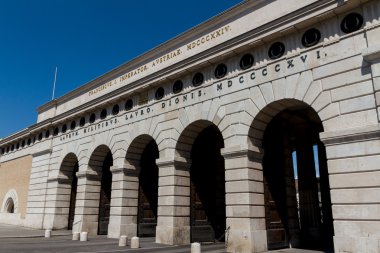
<box><xmin>79</xmin><ymin>133</ymin><xmax>123</xmax><ymax>173</ymax></box>
<box><xmin>247</xmin><ymin>98</ymin><xmax>333</xmax><ymax>251</ymax></box>
<box><xmin>1</xmin><ymin>189</ymin><xmax>18</xmax><ymax>213</ymax></box>
<box><xmin>88</xmin><ymin>145</ymin><xmax>113</xmax><ymax>175</ymax></box>
<box><xmin>175</xmin><ymin>120</ymin><xmax>224</xmax><ymax>162</ymax></box>
<box><xmin>175</xmin><ymin>119</ymin><xmax>226</xmax><ymax>242</ymax></box>
<box><xmin>125</xmin><ymin>134</ymin><xmax>158</xmax><ymax>171</ymax></box>
<box><xmin>59</xmin><ymin>153</ymin><xmax>79</xmax><ymax>179</ymax></box>
<box><xmin>124</xmin><ymin>134</ymin><xmax>160</xmax><ymax>237</ymax></box>
<box><xmin>85</xmin><ymin>144</ymin><xmax>113</xmax><ymax>235</ymax></box>
<box><xmin>46</xmin><ymin>153</ymin><xmax>79</xmax><ymax>230</ymax></box>
<box><xmin>248</xmin><ymin>99</ymin><xmax>323</xmax><ymax>150</ymax></box>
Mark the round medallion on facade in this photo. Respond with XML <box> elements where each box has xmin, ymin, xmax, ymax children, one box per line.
<box><xmin>53</xmin><ymin>127</ymin><xmax>59</xmax><ymax>136</ymax></box>
<box><xmin>100</xmin><ymin>109</ymin><xmax>107</xmax><ymax>119</ymax></box>
<box><xmin>112</xmin><ymin>104</ymin><xmax>120</xmax><ymax>115</ymax></box>
<box><xmin>268</xmin><ymin>42</ymin><xmax>285</xmax><ymax>59</ymax></box>
<box><xmin>341</xmin><ymin>13</ymin><xmax>363</xmax><ymax>34</ymax></box>
<box><xmin>89</xmin><ymin>113</ymin><xmax>96</xmax><ymax>123</ymax></box>
<box><xmin>173</xmin><ymin>80</ymin><xmax>183</xmax><ymax>94</ymax></box>
<box><xmin>301</xmin><ymin>28</ymin><xmax>321</xmax><ymax>47</ymax></box>
<box><xmin>125</xmin><ymin>99</ymin><xmax>133</xmax><ymax>111</ymax></box>
<box><xmin>62</xmin><ymin>124</ymin><xmax>67</xmax><ymax>133</ymax></box>
<box><xmin>70</xmin><ymin>121</ymin><xmax>76</xmax><ymax>130</ymax></box>
<box><xmin>155</xmin><ymin>87</ymin><xmax>165</xmax><ymax>100</ymax></box>
<box><xmin>192</xmin><ymin>72</ymin><xmax>204</xmax><ymax>87</ymax></box>
<box><xmin>215</xmin><ymin>63</ymin><xmax>227</xmax><ymax>79</ymax></box>
<box><xmin>240</xmin><ymin>53</ymin><xmax>254</xmax><ymax>70</ymax></box>
<box><xmin>79</xmin><ymin>117</ymin><xmax>86</xmax><ymax>127</ymax></box>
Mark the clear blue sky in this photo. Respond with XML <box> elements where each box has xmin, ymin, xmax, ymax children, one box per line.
<box><xmin>0</xmin><ymin>0</ymin><xmax>242</xmax><ymax>139</ymax></box>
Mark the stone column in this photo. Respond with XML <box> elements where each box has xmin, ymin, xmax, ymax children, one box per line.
<box><xmin>222</xmin><ymin>145</ymin><xmax>267</xmax><ymax>253</ymax></box>
<box><xmin>155</xmin><ymin>157</ymin><xmax>190</xmax><ymax>245</ymax></box>
<box><xmin>362</xmin><ymin>2</ymin><xmax>380</xmax><ymax>122</ymax></box>
<box><xmin>72</xmin><ymin>170</ymin><xmax>101</xmax><ymax>235</ymax></box>
<box><xmin>321</xmin><ymin>125</ymin><xmax>380</xmax><ymax>253</ymax></box>
<box><xmin>107</xmin><ymin>165</ymin><xmax>139</xmax><ymax>238</ymax></box>
<box><xmin>43</xmin><ymin>175</ymin><xmax>72</xmax><ymax>229</ymax></box>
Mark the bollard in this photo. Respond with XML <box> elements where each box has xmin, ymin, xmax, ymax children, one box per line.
<box><xmin>44</xmin><ymin>230</ymin><xmax>51</xmax><ymax>238</ymax></box>
<box><xmin>191</xmin><ymin>242</ymin><xmax>201</xmax><ymax>253</ymax></box>
<box><xmin>72</xmin><ymin>232</ymin><xmax>80</xmax><ymax>241</ymax></box>
<box><xmin>80</xmin><ymin>232</ymin><xmax>88</xmax><ymax>241</ymax></box>
<box><xmin>119</xmin><ymin>235</ymin><xmax>128</xmax><ymax>247</ymax></box>
<box><xmin>131</xmin><ymin>236</ymin><xmax>139</xmax><ymax>249</ymax></box>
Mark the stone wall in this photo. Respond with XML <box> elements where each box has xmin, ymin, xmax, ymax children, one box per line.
<box><xmin>1</xmin><ymin>0</ymin><xmax>380</xmax><ymax>252</ymax></box>
<box><xmin>0</xmin><ymin>155</ymin><xmax>32</xmax><ymax>224</ymax></box>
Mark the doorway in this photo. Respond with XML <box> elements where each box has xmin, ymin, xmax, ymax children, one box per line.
<box><xmin>263</xmin><ymin>108</ymin><xmax>333</xmax><ymax>251</ymax></box>
<box><xmin>190</xmin><ymin>125</ymin><xmax>226</xmax><ymax>243</ymax></box>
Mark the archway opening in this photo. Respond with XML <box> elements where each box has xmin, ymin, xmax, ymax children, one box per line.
<box><xmin>5</xmin><ymin>198</ymin><xmax>14</xmax><ymax>213</ymax></box>
<box><xmin>261</xmin><ymin>105</ymin><xmax>333</xmax><ymax>251</ymax></box>
<box><xmin>137</xmin><ymin>139</ymin><xmax>159</xmax><ymax>237</ymax></box>
<box><xmin>98</xmin><ymin>151</ymin><xmax>113</xmax><ymax>235</ymax></box>
<box><xmin>68</xmin><ymin>161</ymin><xmax>79</xmax><ymax>229</ymax></box>
<box><xmin>189</xmin><ymin>125</ymin><xmax>226</xmax><ymax>243</ymax></box>
<box><xmin>59</xmin><ymin>153</ymin><xmax>79</xmax><ymax>230</ymax></box>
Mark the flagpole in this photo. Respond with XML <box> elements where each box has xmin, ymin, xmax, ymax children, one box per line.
<box><xmin>52</xmin><ymin>66</ymin><xmax>58</xmax><ymax>100</ymax></box>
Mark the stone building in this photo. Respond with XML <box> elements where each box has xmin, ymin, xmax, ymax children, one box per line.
<box><xmin>1</xmin><ymin>0</ymin><xmax>380</xmax><ymax>252</ymax></box>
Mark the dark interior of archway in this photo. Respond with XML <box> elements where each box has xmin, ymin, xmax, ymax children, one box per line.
<box><xmin>68</xmin><ymin>162</ymin><xmax>79</xmax><ymax>230</ymax></box>
<box><xmin>98</xmin><ymin>151</ymin><xmax>113</xmax><ymax>235</ymax></box>
<box><xmin>190</xmin><ymin>125</ymin><xmax>226</xmax><ymax>242</ymax></box>
<box><xmin>263</xmin><ymin>108</ymin><xmax>333</xmax><ymax>251</ymax></box>
<box><xmin>6</xmin><ymin>199</ymin><xmax>14</xmax><ymax>213</ymax></box>
<box><xmin>138</xmin><ymin>139</ymin><xmax>159</xmax><ymax>237</ymax></box>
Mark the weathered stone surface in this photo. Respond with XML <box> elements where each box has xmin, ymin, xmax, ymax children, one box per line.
<box><xmin>1</xmin><ymin>1</ymin><xmax>380</xmax><ymax>253</ymax></box>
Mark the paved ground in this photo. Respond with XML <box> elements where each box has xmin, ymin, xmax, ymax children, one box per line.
<box><xmin>0</xmin><ymin>223</ymin><xmax>330</xmax><ymax>253</ymax></box>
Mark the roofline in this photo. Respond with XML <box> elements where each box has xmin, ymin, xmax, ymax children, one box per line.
<box><xmin>37</xmin><ymin>0</ymin><xmax>263</xmax><ymax>113</ymax></box>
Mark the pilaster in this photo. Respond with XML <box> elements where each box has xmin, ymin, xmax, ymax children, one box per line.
<box><xmin>107</xmin><ymin>165</ymin><xmax>139</xmax><ymax>238</ymax></box>
<box><xmin>222</xmin><ymin>145</ymin><xmax>267</xmax><ymax>253</ymax></box>
<box><xmin>320</xmin><ymin>125</ymin><xmax>380</xmax><ymax>253</ymax></box>
<box><xmin>72</xmin><ymin>170</ymin><xmax>100</xmax><ymax>235</ymax></box>
<box><xmin>155</xmin><ymin>157</ymin><xmax>191</xmax><ymax>245</ymax></box>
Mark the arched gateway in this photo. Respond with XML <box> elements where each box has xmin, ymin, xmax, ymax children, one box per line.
<box><xmin>1</xmin><ymin>1</ymin><xmax>380</xmax><ymax>253</ymax></box>
<box><xmin>251</xmin><ymin>100</ymin><xmax>334</xmax><ymax>251</ymax></box>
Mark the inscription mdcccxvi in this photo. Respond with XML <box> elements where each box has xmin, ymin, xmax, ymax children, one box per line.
<box><xmin>88</xmin><ymin>24</ymin><xmax>232</xmax><ymax>97</ymax></box>
<box><xmin>61</xmin><ymin>49</ymin><xmax>326</xmax><ymax>143</ymax></box>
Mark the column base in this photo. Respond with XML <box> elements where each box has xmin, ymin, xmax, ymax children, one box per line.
<box><xmin>155</xmin><ymin>225</ymin><xmax>190</xmax><ymax>245</ymax></box>
<box><xmin>72</xmin><ymin>221</ymin><xmax>98</xmax><ymax>235</ymax></box>
<box><xmin>333</xmin><ymin>236</ymin><xmax>379</xmax><ymax>253</ymax></box>
<box><xmin>24</xmin><ymin>213</ymin><xmax>44</xmax><ymax>229</ymax></box>
<box><xmin>226</xmin><ymin>229</ymin><xmax>267</xmax><ymax>253</ymax></box>
<box><xmin>43</xmin><ymin>214</ymin><xmax>69</xmax><ymax>230</ymax></box>
<box><xmin>107</xmin><ymin>218</ymin><xmax>137</xmax><ymax>238</ymax></box>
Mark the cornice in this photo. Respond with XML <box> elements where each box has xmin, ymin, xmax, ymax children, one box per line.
<box><xmin>37</xmin><ymin>0</ymin><xmax>266</xmax><ymax>114</ymax></box>
<box><xmin>320</xmin><ymin>124</ymin><xmax>380</xmax><ymax>145</ymax></box>
<box><xmin>0</xmin><ymin>0</ymin><xmax>354</xmax><ymax>146</ymax></box>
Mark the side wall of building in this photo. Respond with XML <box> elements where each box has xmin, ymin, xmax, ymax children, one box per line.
<box><xmin>0</xmin><ymin>155</ymin><xmax>32</xmax><ymax>225</ymax></box>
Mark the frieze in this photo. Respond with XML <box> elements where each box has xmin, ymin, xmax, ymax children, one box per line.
<box><xmin>58</xmin><ymin>48</ymin><xmax>326</xmax><ymax>144</ymax></box>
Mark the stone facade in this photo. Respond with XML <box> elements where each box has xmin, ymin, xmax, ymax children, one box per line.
<box><xmin>1</xmin><ymin>0</ymin><xmax>380</xmax><ymax>252</ymax></box>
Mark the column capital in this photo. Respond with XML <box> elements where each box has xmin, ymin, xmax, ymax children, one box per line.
<box><xmin>76</xmin><ymin>170</ymin><xmax>99</xmax><ymax>180</ymax></box>
<box><xmin>110</xmin><ymin>165</ymin><xmax>138</xmax><ymax>177</ymax></box>
<box><xmin>362</xmin><ymin>45</ymin><xmax>380</xmax><ymax>63</ymax></box>
<box><xmin>156</xmin><ymin>157</ymin><xmax>191</xmax><ymax>170</ymax></box>
<box><xmin>221</xmin><ymin>145</ymin><xmax>262</xmax><ymax>160</ymax></box>
<box><xmin>47</xmin><ymin>175</ymin><xmax>70</xmax><ymax>184</ymax></box>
